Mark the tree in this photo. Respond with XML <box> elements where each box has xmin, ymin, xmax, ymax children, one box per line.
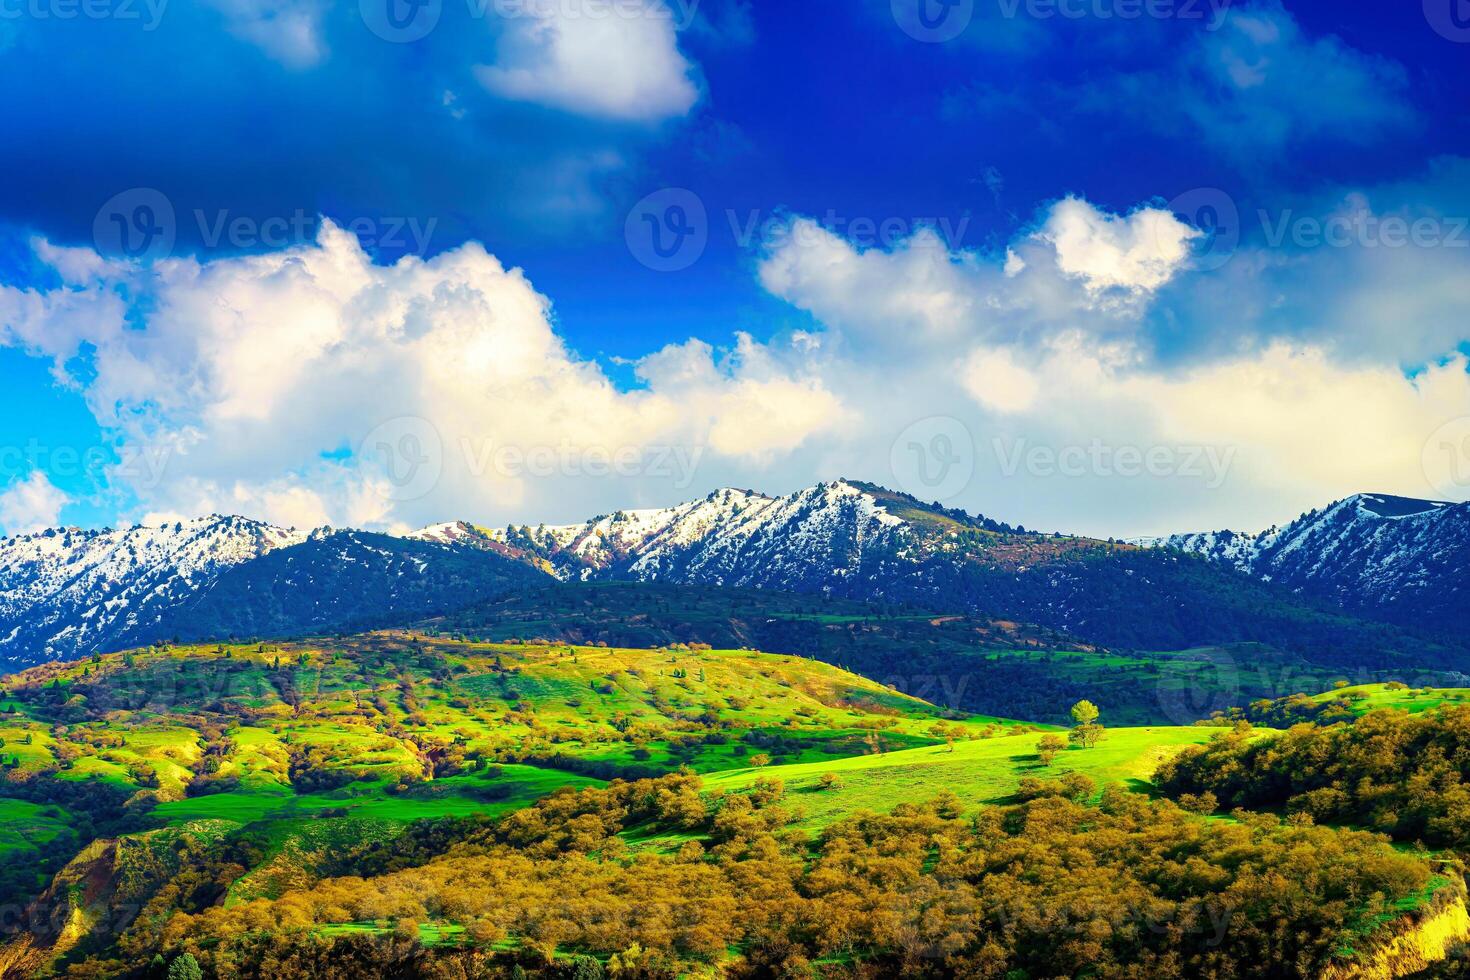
<box><xmin>1069</xmin><ymin>723</ymin><xmax>1104</xmax><ymax>749</ymax></box>
<box><xmin>749</xmin><ymin>753</ymin><xmax>772</xmax><ymax>768</ymax></box>
<box><xmin>1070</xmin><ymin>700</ymin><xmax>1100</xmax><ymax>727</ymax></box>
<box><xmin>1177</xmin><ymin>791</ymin><xmax>1218</xmax><ymax>815</ymax></box>
<box><xmin>569</xmin><ymin>955</ymin><xmax>604</xmax><ymax>980</ymax></box>
<box><xmin>166</xmin><ymin>954</ymin><xmax>203</xmax><ymax>980</ymax></box>
<box><xmin>1037</xmin><ymin>734</ymin><xmax>1067</xmax><ymax>765</ymax></box>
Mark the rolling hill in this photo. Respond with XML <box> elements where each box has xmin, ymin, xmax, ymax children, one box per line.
<box><xmin>0</xmin><ymin>634</ymin><xmax>1459</xmax><ymax>978</ymax></box>
<box><xmin>426</xmin><ymin>581</ymin><xmax>1469</xmax><ymax>726</ymax></box>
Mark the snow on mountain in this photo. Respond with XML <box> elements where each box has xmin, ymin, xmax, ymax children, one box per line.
<box><xmin>0</xmin><ymin>516</ymin><xmax>305</xmax><ymax>667</ymax></box>
<box><xmin>0</xmin><ymin>482</ymin><xmax>923</xmax><ymax>667</ymax></box>
<box><xmin>410</xmin><ymin>482</ymin><xmax>913</xmax><ymax>588</ymax></box>
<box><xmin>1129</xmin><ymin>529</ymin><xmax>1268</xmax><ymax>573</ymax></box>
<box><xmin>149</xmin><ymin>528</ymin><xmax>548</xmax><ymax>644</ymax></box>
<box><xmin>8</xmin><ymin>481</ymin><xmax>1464</xmax><ymax>669</ymax></box>
<box><xmin>1139</xmin><ymin>493</ymin><xmax>1469</xmax><ymax>632</ymax></box>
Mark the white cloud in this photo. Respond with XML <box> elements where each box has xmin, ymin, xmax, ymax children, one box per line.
<box><xmin>748</xmin><ymin>196</ymin><xmax>1470</xmax><ymax>534</ymax></box>
<box><xmin>0</xmin><ymin>472</ymin><xmax>70</xmax><ymax>536</ymax></box>
<box><xmin>5</xmin><ymin>186</ymin><xmax>1469</xmax><ymax>540</ymax></box>
<box><xmin>755</xmin><ymin>198</ymin><xmax>1200</xmax><ymax>355</ymax></box>
<box><xmin>205</xmin><ymin>0</ymin><xmax>327</xmax><ymax>68</ymax></box>
<box><xmin>1114</xmin><ymin>347</ymin><xmax>1470</xmax><ymax>507</ymax></box>
<box><xmin>0</xmin><ymin>222</ymin><xmax>843</xmax><ymax>531</ymax></box>
<box><xmin>757</xmin><ymin>222</ymin><xmax>987</xmax><ymax>346</ymax></box>
<box><xmin>963</xmin><ymin>348</ymin><xmax>1039</xmax><ymax>414</ymax></box>
<box><xmin>1036</xmin><ymin>196</ymin><xmax>1199</xmax><ymax>298</ymax></box>
<box><xmin>969</xmin><ymin>340</ymin><xmax>1470</xmax><ymax>531</ymax></box>
<box><xmin>637</xmin><ymin>336</ymin><xmax>846</xmax><ymax>460</ymax></box>
<box><xmin>476</xmin><ymin>0</ymin><xmax>700</xmax><ymax>122</ymax></box>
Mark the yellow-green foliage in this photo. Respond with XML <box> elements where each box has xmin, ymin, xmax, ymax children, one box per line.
<box><xmin>1322</xmin><ymin>887</ymin><xmax>1470</xmax><ymax>980</ymax></box>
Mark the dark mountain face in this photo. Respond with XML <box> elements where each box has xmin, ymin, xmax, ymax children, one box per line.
<box><xmin>0</xmin><ymin>522</ymin><xmax>545</xmax><ymax>665</ymax></box>
<box><xmin>144</xmin><ymin>531</ymin><xmax>548</xmax><ymax>647</ymax></box>
<box><xmin>0</xmin><ymin>481</ymin><xmax>1463</xmax><ymax>671</ymax></box>
<box><xmin>1141</xmin><ymin>494</ymin><xmax>1470</xmax><ymax>637</ymax></box>
<box><xmin>464</xmin><ymin>482</ymin><xmax>1466</xmax><ymax>668</ymax></box>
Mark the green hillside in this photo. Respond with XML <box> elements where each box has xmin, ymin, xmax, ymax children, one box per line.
<box><xmin>0</xmin><ymin>634</ymin><xmax>1459</xmax><ymax>979</ymax></box>
<box><xmin>703</xmin><ymin>724</ymin><xmax>1216</xmax><ymax>831</ymax></box>
<box><xmin>1213</xmin><ymin>681</ymin><xmax>1470</xmax><ymax>727</ymax></box>
<box><xmin>427</xmin><ymin>582</ymin><xmax>1456</xmax><ymax>726</ymax></box>
<box><xmin>0</xmin><ymin>634</ymin><xmax>1046</xmax><ymax>952</ymax></box>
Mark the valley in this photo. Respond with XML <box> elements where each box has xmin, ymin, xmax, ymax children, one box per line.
<box><xmin>0</xmin><ymin>484</ymin><xmax>1467</xmax><ymax>977</ymax></box>
<box><xmin>0</xmin><ymin>629</ymin><xmax>1465</xmax><ymax>977</ymax></box>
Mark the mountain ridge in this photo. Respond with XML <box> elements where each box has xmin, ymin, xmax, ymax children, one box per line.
<box><xmin>2</xmin><ymin>481</ymin><xmax>1463</xmax><ymax>668</ymax></box>
<box><xmin>1137</xmin><ymin>492</ymin><xmax>1469</xmax><ymax>634</ymax></box>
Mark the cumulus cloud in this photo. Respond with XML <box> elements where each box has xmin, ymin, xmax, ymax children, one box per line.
<box><xmin>1037</xmin><ymin>197</ymin><xmax>1199</xmax><ymax>299</ymax></box>
<box><xmin>756</xmin><ymin>197</ymin><xmax>1201</xmax><ymax>354</ymax></box>
<box><xmin>4</xmin><ymin>185</ymin><xmax>1468</xmax><ymax>539</ymax></box>
<box><xmin>476</xmin><ymin>0</ymin><xmax>700</xmax><ymax>121</ymax></box>
<box><xmin>749</xmin><ymin>194</ymin><xmax>1470</xmax><ymax>533</ymax></box>
<box><xmin>0</xmin><ymin>472</ymin><xmax>70</xmax><ymax>536</ymax></box>
<box><xmin>0</xmin><ymin>222</ymin><xmax>843</xmax><ymax>531</ymax></box>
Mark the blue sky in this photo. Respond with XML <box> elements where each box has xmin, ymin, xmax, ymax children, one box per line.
<box><xmin>1</xmin><ymin>0</ymin><xmax>1468</xmax><ymax>538</ymax></box>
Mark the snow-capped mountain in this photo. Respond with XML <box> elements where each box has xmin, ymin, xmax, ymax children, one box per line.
<box><xmin>0</xmin><ymin>516</ymin><xmax>305</xmax><ymax>667</ymax></box>
<box><xmin>1138</xmin><ymin>493</ymin><xmax>1470</xmax><ymax>633</ymax></box>
<box><xmin>147</xmin><ymin>529</ymin><xmax>547</xmax><ymax>645</ymax></box>
<box><xmin>409</xmin><ymin>483</ymin><xmax>918</xmax><ymax>587</ymax></box>
<box><xmin>4</xmin><ymin>481</ymin><xmax>1465</xmax><ymax>670</ymax></box>
<box><xmin>408</xmin><ymin>481</ymin><xmax>1464</xmax><ymax>665</ymax></box>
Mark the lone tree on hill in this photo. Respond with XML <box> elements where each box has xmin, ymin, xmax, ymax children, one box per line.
<box><xmin>1069</xmin><ymin>700</ymin><xmax>1105</xmax><ymax>749</ymax></box>
<box><xmin>1070</xmin><ymin>700</ymin><xmax>1099</xmax><ymax>727</ymax></box>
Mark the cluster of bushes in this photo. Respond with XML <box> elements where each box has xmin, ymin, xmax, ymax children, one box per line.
<box><xmin>65</xmin><ymin>773</ymin><xmax>1434</xmax><ymax>979</ymax></box>
<box><xmin>1157</xmin><ymin>705</ymin><xmax>1470</xmax><ymax>847</ymax></box>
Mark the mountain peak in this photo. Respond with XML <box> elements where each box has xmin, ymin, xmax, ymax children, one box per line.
<box><xmin>1342</xmin><ymin>493</ymin><xmax>1453</xmax><ymax>519</ymax></box>
<box><xmin>1141</xmin><ymin>491</ymin><xmax>1468</xmax><ymax>634</ymax></box>
<box><xmin>0</xmin><ymin>516</ymin><xmax>308</xmax><ymax>666</ymax></box>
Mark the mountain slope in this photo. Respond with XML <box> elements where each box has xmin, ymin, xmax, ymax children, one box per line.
<box><xmin>417</xmin><ymin>480</ymin><xmax>1061</xmax><ymax>584</ymax></box>
<box><xmin>431</xmin><ymin>582</ymin><xmax>1469</xmax><ymax>726</ymax></box>
<box><xmin>0</xmin><ymin>636</ymin><xmax>1451</xmax><ymax>980</ymax></box>
<box><xmin>149</xmin><ymin>530</ymin><xmax>548</xmax><ymax>644</ymax></box>
<box><xmin>425</xmin><ymin>482</ymin><xmax>1468</xmax><ymax>669</ymax></box>
<box><xmin>4</xmin><ymin>482</ymin><xmax>1464</xmax><ymax>671</ymax></box>
<box><xmin>0</xmin><ymin>516</ymin><xmax>305</xmax><ymax>668</ymax></box>
<box><xmin>1140</xmin><ymin>493</ymin><xmax>1470</xmax><ymax>634</ymax></box>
